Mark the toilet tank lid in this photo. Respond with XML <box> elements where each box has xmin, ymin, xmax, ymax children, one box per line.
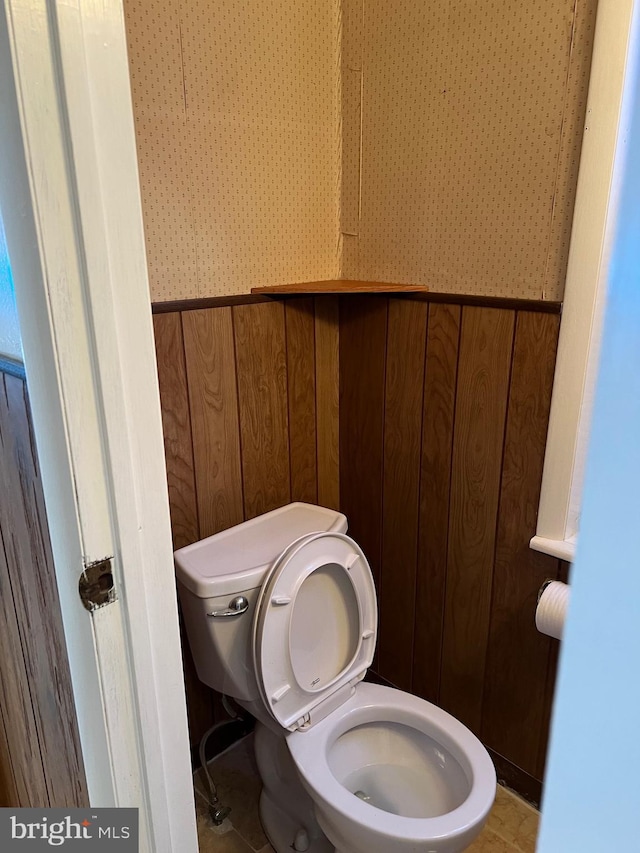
<box><xmin>174</xmin><ymin>502</ymin><xmax>348</xmax><ymax>597</ymax></box>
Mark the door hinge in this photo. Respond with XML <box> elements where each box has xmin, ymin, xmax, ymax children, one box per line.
<box><xmin>79</xmin><ymin>557</ymin><xmax>117</xmax><ymax>611</ymax></box>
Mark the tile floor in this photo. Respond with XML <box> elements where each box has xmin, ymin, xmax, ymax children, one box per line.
<box><xmin>194</xmin><ymin>736</ymin><xmax>540</xmax><ymax>853</ymax></box>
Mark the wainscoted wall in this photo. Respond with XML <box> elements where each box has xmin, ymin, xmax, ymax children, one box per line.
<box><xmin>0</xmin><ymin>365</ymin><xmax>88</xmax><ymax>808</ymax></box>
<box><xmin>340</xmin><ymin>295</ymin><xmax>564</xmax><ymax>791</ymax></box>
<box><xmin>153</xmin><ymin>298</ymin><xmax>340</xmax><ymax>742</ymax></box>
<box><xmin>154</xmin><ymin>293</ymin><xmax>563</xmax><ymax>797</ymax></box>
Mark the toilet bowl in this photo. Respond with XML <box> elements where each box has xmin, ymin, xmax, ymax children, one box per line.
<box><xmin>175</xmin><ymin>502</ymin><xmax>496</xmax><ymax>853</ymax></box>
<box><xmin>288</xmin><ymin>682</ymin><xmax>495</xmax><ymax>853</ymax></box>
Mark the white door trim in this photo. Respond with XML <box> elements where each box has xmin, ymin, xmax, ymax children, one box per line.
<box><xmin>0</xmin><ymin>1</ymin><xmax>197</xmax><ymax>850</ymax></box>
<box><xmin>532</xmin><ymin>0</ymin><xmax>637</xmax><ymax>560</ymax></box>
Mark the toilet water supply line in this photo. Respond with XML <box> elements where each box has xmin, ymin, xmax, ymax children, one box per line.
<box><xmin>198</xmin><ymin>721</ymin><xmax>231</xmax><ymax>824</ymax></box>
<box><xmin>197</xmin><ymin>695</ymin><xmax>242</xmax><ymax>825</ymax></box>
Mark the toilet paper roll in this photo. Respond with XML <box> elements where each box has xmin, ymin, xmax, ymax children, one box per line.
<box><xmin>535</xmin><ymin>581</ymin><xmax>570</xmax><ymax>640</ymax></box>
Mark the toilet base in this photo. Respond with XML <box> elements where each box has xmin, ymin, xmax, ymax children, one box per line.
<box><xmin>259</xmin><ymin>790</ymin><xmax>334</xmax><ymax>853</ymax></box>
<box><xmin>252</xmin><ymin>720</ymin><xmax>334</xmax><ymax>853</ymax></box>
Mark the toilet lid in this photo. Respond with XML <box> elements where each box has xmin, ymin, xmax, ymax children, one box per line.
<box><xmin>252</xmin><ymin>532</ymin><xmax>377</xmax><ymax>732</ymax></box>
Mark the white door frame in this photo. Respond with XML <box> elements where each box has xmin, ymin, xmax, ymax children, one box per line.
<box><xmin>531</xmin><ymin>0</ymin><xmax>637</xmax><ymax>562</ymax></box>
<box><xmin>0</xmin><ymin>0</ymin><xmax>197</xmax><ymax>851</ymax></box>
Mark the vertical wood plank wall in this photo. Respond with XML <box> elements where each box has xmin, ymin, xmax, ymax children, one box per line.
<box><xmin>0</xmin><ymin>369</ymin><xmax>88</xmax><ymax>808</ymax></box>
<box><xmin>154</xmin><ymin>293</ymin><xmax>562</xmax><ymax>795</ymax></box>
<box><xmin>153</xmin><ymin>298</ymin><xmax>340</xmax><ymax>744</ymax></box>
<box><xmin>339</xmin><ymin>295</ymin><xmax>563</xmax><ymax>792</ymax></box>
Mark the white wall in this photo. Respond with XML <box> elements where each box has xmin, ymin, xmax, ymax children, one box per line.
<box><xmin>0</xmin><ymin>207</ymin><xmax>22</xmax><ymax>360</ymax></box>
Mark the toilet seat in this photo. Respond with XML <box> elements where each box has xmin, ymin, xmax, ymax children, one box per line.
<box><xmin>287</xmin><ymin>682</ymin><xmax>496</xmax><ymax>849</ymax></box>
<box><xmin>252</xmin><ymin>532</ymin><xmax>377</xmax><ymax>732</ymax></box>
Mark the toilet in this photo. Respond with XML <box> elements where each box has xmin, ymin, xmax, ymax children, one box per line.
<box><xmin>175</xmin><ymin>502</ymin><xmax>496</xmax><ymax>853</ymax></box>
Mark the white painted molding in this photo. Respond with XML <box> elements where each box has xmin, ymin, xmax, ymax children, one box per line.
<box><xmin>0</xmin><ymin>0</ymin><xmax>126</xmax><ymax>811</ymax></box>
<box><xmin>533</xmin><ymin>0</ymin><xmax>636</xmax><ymax>557</ymax></box>
<box><xmin>530</xmin><ymin>534</ymin><xmax>577</xmax><ymax>563</ymax></box>
<box><xmin>0</xmin><ymin>0</ymin><xmax>197</xmax><ymax>850</ymax></box>
<box><xmin>50</xmin><ymin>1</ymin><xmax>198</xmax><ymax>849</ymax></box>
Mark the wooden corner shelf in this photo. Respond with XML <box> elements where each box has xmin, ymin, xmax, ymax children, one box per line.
<box><xmin>250</xmin><ymin>279</ymin><xmax>429</xmax><ymax>295</ymax></box>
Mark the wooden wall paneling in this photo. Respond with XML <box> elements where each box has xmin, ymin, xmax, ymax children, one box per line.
<box><xmin>153</xmin><ymin>312</ymin><xmax>220</xmax><ymax>746</ymax></box>
<box><xmin>183</xmin><ymin>308</ymin><xmax>244</xmax><ymax>537</ymax></box>
<box><xmin>480</xmin><ymin>311</ymin><xmax>562</xmax><ymax>775</ymax></box>
<box><xmin>536</xmin><ymin>621</ymin><xmax>562</xmax><ymax>785</ymax></box>
<box><xmin>154</xmin><ymin>294</ymin><xmax>563</xmax><ymax>789</ymax></box>
<box><xmin>336</xmin><ymin>297</ymin><xmax>563</xmax><ymax>793</ymax></box>
<box><xmin>440</xmin><ymin>307</ymin><xmax>516</xmax><ymax>733</ymax></box>
<box><xmin>3</xmin><ymin>377</ymin><xmax>88</xmax><ymax>806</ymax></box>
<box><xmin>339</xmin><ymin>297</ymin><xmax>388</xmax><ymax>599</ymax></box>
<box><xmin>153</xmin><ymin>313</ymin><xmax>200</xmax><ymax>549</ymax></box>
<box><xmin>0</xmin><ymin>534</ymin><xmax>47</xmax><ymax>807</ymax></box>
<box><xmin>412</xmin><ymin>303</ymin><xmax>461</xmax><ymax>703</ymax></box>
<box><xmin>378</xmin><ymin>299</ymin><xmax>428</xmax><ymax>691</ymax></box>
<box><xmin>285</xmin><ymin>299</ymin><xmax>318</xmax><ymax>504</ymax></box>
<box><xmin>488</xmin><ymin>746</ymin><xmax>543</xmax><ymax>808</ymax></box>
<box><xmin>233</xmin><ymin>302</ymin><xmax>291</xmax><ymax>518</ymax></box>
<box><xmin>315</xmin><ymin>297</ymin><xmax>340</xmax><ymax>510</ymax></box>
<box><xmin>0</xmin><ymin>711</ymin><xmax>18</xmax><ymax>807</ymax></box>
<box><xmin>0</xmin><ymin>374</ymin><xmax>88</xmax><ymax>807</ymax></box>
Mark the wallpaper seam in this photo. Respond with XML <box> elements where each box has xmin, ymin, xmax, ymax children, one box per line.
<box><xmin>177</xmin><ymin>4</ymin><xmax>201</xmax><ymax>299</ymax></box>
<box><xmin>336</xmin><ymin>0</ymin><xmax>344</xmax><ymax>278</ymax></box>
<box><xmin>339</xmin><ymin>0</ymin><xmax>365</xmax><ymax>278</ymax></box>
<box><xmin>357</xmin><ymin>65</ymin><xmax>364</xmax><ymax>241</ymax></box>
<box><xmin>358</xmin><ymin>0</ymin><xmax>364</xmax><ymax>244</ymax></box>
<box><xmin>542</xmin><ymin>0</ymin><xmax>580</xmax><ymax>302</ymax></box>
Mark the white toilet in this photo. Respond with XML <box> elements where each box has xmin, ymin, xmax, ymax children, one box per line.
<box><xmin>175</xmin><ymin>502</ymin><xmax>496</xmax><ymax>853</ymax></box>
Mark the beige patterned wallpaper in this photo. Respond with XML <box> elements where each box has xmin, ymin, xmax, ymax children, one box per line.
<box><xmin>342</xmin><ymin>0</ymin><xmax>598</xmax><ymax>300</ymax></box>
<box><xmin>125</xmin><ymin>0</ymin><xmax>597</xmax><ymax>303</ymax></box>
<box><xmin>124</xmin><ymin>0</ymin><xmax>341</xmax><ymax>301</ymax></box>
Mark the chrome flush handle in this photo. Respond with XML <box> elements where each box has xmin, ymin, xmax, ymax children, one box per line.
<box><xmin>207</xmin><ymin>595</ymin><xmax>249</xmax><ymax>618</ymax></box>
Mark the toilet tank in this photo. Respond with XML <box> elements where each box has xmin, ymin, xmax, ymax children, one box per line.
<box><xmin>175</xmin><ymin>502</ymin><xmax>347</xmax><ymax>701</ymax></box>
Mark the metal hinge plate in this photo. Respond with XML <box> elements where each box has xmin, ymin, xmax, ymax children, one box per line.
<box><xmin>79</xmin><ymin>557</ymin><xmax>117</xmax><ymax>611</ymax></box>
